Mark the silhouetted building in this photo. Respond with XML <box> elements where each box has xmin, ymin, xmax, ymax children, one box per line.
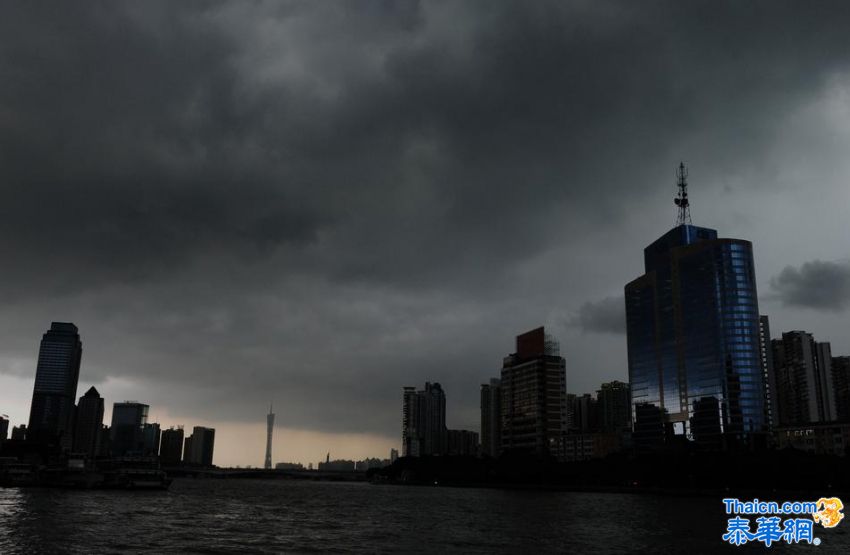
<box><xmin>185</xmin><ymin>426</ymin><xmax>215</xmax><ymax>466</ymax></box>
<box><xmin>318</xmin><ymin>459</ymin><xmax>355</xmax><ymax>471</ymax></box>
<box><xmin>142</xmin><ymin>423</ymin><xmax>161</xmax><ymax>456</ymax></box>
<box><xmin>501</xmin><ymin>327</ymin><xmax>566</xmax><ymax>458</ymax></box>
<box><xmin>265</xmin><ymin>404</ymin><xmax>275</xmax><ymax>470</ymax></box>
<box><xmin>110</xmin><ymin>402</ymin><xmax>149</xmax><ymax>456</ymax></box>
<box><xmin>772</xmin><ymin>332</ymin><xmax>836</xmax><ymax>426</ymax></box>
<box><xmin>97</xmin><ymin>425</ymin><xmax>111</xmax><ymax>457</ymax></box>
<box><xmin>402</xmin><ymin>382</ymin><xmax>447</xmax><ymax>456</ymax></box>
<box><xmin>159</xmin><ymin>426</ymin><xmax>184</xmax><ymax>465</ymax></box>
<box><xmin>275</xmin><ymin>462</ymin><xmax>304</xmax><ymax>470</ymax></box>
<box><xmin>632</xmin><ymin>403</ymin><xmax>666</xmax><ymax>453</ymax></box>
<box><xmin>597</xmin><ymin>381</ymin><xmax>631</xmax><ymax>432</ymax></box>
<box><xmin>774</xmin><ymin>422</ymin><xmax>850</xmax><ymax>456</ymax></box>
<box><xmin>390</xmin><ymin>448</ymin><xmax>398</xmax><ymax>463</ymax></box>
<box><xmin>562</xmin><ymin>431</ymin><xmax>625</xmax><ymax>462</ymax></box>
<box><xmin>759</xmin><ymin>315</ymin><xmax>777</xmax><ymax>430</ymax></box>
<box><xmin>27</xmin><ymin>322</ymin><xmax>83</xmax><ymax>449</ymax></box>
<box><xmin>833</xmin><ymin>356</ymin><xmax>850</xmax><ymax>423</ymax></box>
<box><xmin>0</xmin><ymin>415</ymin><xmax>8</xmax><ymax>442</ymax></box>
<box><xmin>447</xmin><ymin>429</ymin><xmax>479</xmax><ymax>456</ymax></box>
<box><xmin>72</xmin><ymin>386</ymin><xmax>104</xmax><ymax>458</ymax></box>
<box><xmin>11</xmin><ymin>425</ymin><xmax>27</xmax><ymax>441</ymax></box>
<box><xmin>690</xmin><ymin>396</ymin><xmax>724</xmax><ymax>450</ymax></box>
<box><xmin>568</xmin><ymin>393</ymin><xmax>599</xmax><ymax>432</ymax></box>
<box><xmin>625</xmin><ymin>211</ymin><xmax>766</xmax><ymax>449</ymax></box>
<box><xmin>480</xmin><ymin>378</ymin><xmax>502</xmax><ymax>457</ymax></box>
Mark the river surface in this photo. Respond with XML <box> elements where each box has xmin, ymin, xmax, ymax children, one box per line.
<box><xmin>1</xmin><ymin>479</ymin><xmax>848</xmax><ymax>553</ymax></box>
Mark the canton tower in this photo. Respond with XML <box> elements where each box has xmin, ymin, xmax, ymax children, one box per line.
<box><xmin>264</xmin><ymin>403</ymin><xmax>275</xmax><ymax>469</ymax></box>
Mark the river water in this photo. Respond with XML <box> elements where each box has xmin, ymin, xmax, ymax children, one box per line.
<box><xmin>1</xmin><ymin>479</ymin><xmax>847</xmax><ymax>553</ymax></box>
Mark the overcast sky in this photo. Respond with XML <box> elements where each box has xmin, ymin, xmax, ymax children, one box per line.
<box><xmin>2</xmin><ymin>1</ymin><xmax>850</xmax><ymax>467</ymax></box>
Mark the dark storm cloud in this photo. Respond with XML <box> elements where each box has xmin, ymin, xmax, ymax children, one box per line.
<box><xmin>571</xmin><ymin>296</ymin><xmax>626</xmax><ymax>335</ymax></box>
<box><xmin>771</xmin><ymin>260</ymin><xmax>850</xmax><ymax>311</ymax></box>
<box><xmin>2</xmin><ymin>0</ymin><xmax>850</xmax><ymax>440</ymax></box>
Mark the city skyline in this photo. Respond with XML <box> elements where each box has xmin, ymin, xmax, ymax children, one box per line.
<box><xmin>2</xmin><ymin>2</ymin><xmax>850</xmax><ymax>467</ymax></box>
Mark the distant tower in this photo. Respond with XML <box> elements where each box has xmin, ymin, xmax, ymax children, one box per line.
<box><xmin>264</xmin><ymin>403</ymin><xmax>275</xmax><ymax>470</ymax></box>
<box><xmin>674</xmin><ymin>162</ymin><xmax>692</xmax><ymax>225</ymax></box>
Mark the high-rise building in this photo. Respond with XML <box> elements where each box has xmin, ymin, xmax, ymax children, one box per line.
<box><xmin>185</xmin><ymin>426</ymin><xmax>215</xmax><ymax>466</ymax></box>
<box><xmin>401</xmin><ymin>382</ymin><xmax>447</xmax><ymax>456</ymax></box>
<box><xmin>265</xmin><ymin>404</ymin><xmax>275</xmax><ymax>470</ymax></box>
<box><xmin>772</xmin><ymin>332</ymin><xmax>836</xmax><ymax>425</ymax></box>
<box><xmin>758</xmin><ymin>316</ymin><xmax>777</xmax><ymax>430</ymax></box>
<box><xmin>500</xmin><ymin>327</ymin><xmax>567</xmax><ymax>458</ymax></box>
<box><xmin>569</xmin><ymin>393</ymin><xmax>599</xmax><ymax>432</ymax></box>
<box><xmin>389</xmin><ymin>448</ymin><xmax>399</xmax><ymax>463</ymax></box>
<box><xmin>11</xmin><ymin>425</ymin><xmax>27</xmax><ymax>441</ymax></box>
<box><xmin>597</xmin><ymin>381</ymin><xmax>631</xmax><ymax>432</ymax></box>
<box><xmin>159</xmin><ymin>426</ymin><xmax>184</xmax><ymax>465</ymax></box>
<box><xmin>110</xmin><ymin>402</ymin><xmax>149</xmax><ymax>456</ymax></box>
<box><xmin>27</xmin><ymin>322</ymin><xmax>83</xmax><ymax>448</ymax></box>
<box><xmin>0</xmin><ymin>415</ymin><xmax>9</xmax><ymax>442</ymax></box>
<box><xmin>447</xmin><ymin>429</ymin><xmax>480</xmax><ymax>456</ymax></box>
<box><xmin>832</xmin><ymin>356</ymin><xmax>850</xmax><ymax>423</ymax></box>
<box><xmin>72</xmin><ymin>386</ymin><xmax>104</xmax><ymax>458</ymax></box>
<box><xmin>142</xmin><ymin>423</ymin><xmax>161</xmax><ymax>456</ymax></box>
<box><xmin>625</xmin><ymin>168</ymin><xmax>766</xmax><ymax>450</ymax></box>
<box><xmin>480</xmin><ymin>378</ymin><xmax>502</xmax><ymax>457</ymax></box>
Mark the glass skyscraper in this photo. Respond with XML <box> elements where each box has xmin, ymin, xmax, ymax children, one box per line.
<box><xmin>27</xmin><ymin>322</ymin><xmax>83</xmax><ymax>448</ymax></box>
<box><xmin>625</xmin><ymin>224</ymin><xmax>766</xmax><ymax>449</ymax></box>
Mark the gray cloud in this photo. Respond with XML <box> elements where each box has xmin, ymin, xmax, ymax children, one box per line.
<box><xmin>571</xmin><ymin>297</ymin><xmax>626</xmax><ymax>335</ymax></box>
<box><xmin>1</xmin><ymin>1</ymin><xmax>850</xmax><ymax>454</ymax></box>
<box><xmin>771</xmin><ymin>260</ymin><xmax>850</xmax><ymax>311</ymax></box>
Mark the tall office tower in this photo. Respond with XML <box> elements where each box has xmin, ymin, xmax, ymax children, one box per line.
<box><xmin>758</xmin><ymin>316</ymin><xmax>777</xmax><ymax>429</ymax></box>
<box><xmin>447</xmin><ymin>429</ymin><xmax>480</xmax><ymax>456</ymax></box>
<box><xmin>27</xmin><ymin>322</ymin><xmax>83</xmax><ymax>448</ymax></box>
<box><xmin>390</xmin><ymin>448</ymin><xmax>399</xmax><ymax>463</ymax></box>
<box><xmin>185</xmin><ymin>426</ymin><xmax>215</xmax><ymax>466</ymax></box>
<box><xmin>500</xmin><ymin>327</ymin><xmax>567</xmax><ymax>458</ymax></box>
<box><xmin>772</xmin><ymin>332</ymin><xmax>836</xmax><ymax>425</ymax></box>
<box><xmin>832</xmin><ymin>356</ymin><xmax>850</xmax><ymax>422</ymax></box>
<box><xmin>142</xmin><ymin>423</ymin><xmax>161</xmax><ymax>456</ymax></box>
<box><xmin>625</xmin><ymin>165</ymin><xmax>765</xmax><ymax>450</ymax></box>
<box><xmin>265</xmin><ymin>404</ymin><xmax>275</xmax><ymax>470</ymax></box>
<box><xmin>159</xmin><ymin>426</ymin><xmax>185</xmax><ymax>465</ymax></box>
<box><xmin>110</xmin><ymin>402</ymin><xmax>149</xmax><ymax>456</ymax></box>
<box><xmin>571</xmin><ymin>394</ymin><xmax>599</xmax><ymax>432</ymax></box>
<box><xmin>401</xmin><ymin>382</ymin><xmax>447</xmax><ymax>456</ymax></box>
<box><xmin>0</xmin><ymin>415</ymin><xmax>8</xmax><ymax>442</ymax></box>
<box><xmin>597</xmin><ymin>381</ymin><xmax>631</xmax><ymax>432</ymax></box>
<box><xmin>480</xmin><ymin>378</ymin><xmax>502</xmax><ymax>457</ymax></box>
<box><xmin>72</xmin><ymin>386</ymin><xmax>104</xmax><ymax>457</ymax></box>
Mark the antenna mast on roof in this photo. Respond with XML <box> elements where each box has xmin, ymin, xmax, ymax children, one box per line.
<box><xmin>674</xmin><ymin>162</ymin><xmax>692</xmax><ymax>225</ymax></box>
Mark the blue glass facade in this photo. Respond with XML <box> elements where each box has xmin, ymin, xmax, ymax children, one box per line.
<box><xmin>625</xmin><ymin>225</ymin><xmax>766</xmax><ymax>447</ymax></box>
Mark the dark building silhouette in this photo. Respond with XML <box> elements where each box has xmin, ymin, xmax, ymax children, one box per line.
<box><xmin>832</xmin><ymin>356</ymin><xmax>850</xmax><ymax>423</ymax></box>
<box><xmin>480</xmin><ymin>378</ymin><xmax>502</xmax><ymax>457</ymax></box>
<box><xmin>72</xmin><ymin>386</ymin><xmax>104</xmax><ymax>458</ymax></box>
<box><xmin>160</xmin><ymin>426</ymin><xmax>184</xmax><ymax>465</ymax></box>
<box><xmin>501</xmin><ymin>327</ymin><xmax>566</xmax><ymax>458</ymax></box>
<box><xmin>632</xmin><ymin>403</ymin><xmax>666</xmax><ymax>453</ymax></box>
<box><xmin>27</xmin><ymin>322</ymin><xmax>83</xmax><ymax>449</ymax></box>
<box><xmin>758</xmin><ymin>315</ymin><xmax>777</xmax><ymax>430</ymax></box>
<box><xmin>447</xmin><ymin>429</ymin><xmax>479</xmax><ymax>456</ymax></box>
<box><xmin>265</xmin><ymin>404</ymin><xmax>275</xmax><ymax>470</ymax></box>
<box><xmin>402</xmin><ymin>382</ymin><xmax>447</xmax><ymax>456</ymax></box>
<box><xmin>0</xmin><ymin>415</ymin><xmax>8</xmax><ymax>442</ymax></box>
<box><xmin>625</xmin><ymin>175</ymin><xmax>766</xmax><ymax>449</ymax></box>
<box><xmin>690</xmin><ymin>396</ymin><xmax>724</xmax><ymax>450</ymax></box>
<box><xmin>184</xmin><ymin>426</ymin><xmax>215</xmax><ymax>466</ymax></box>
<box><xmin>142</xmin><ymin>423</ymin><xmax>161</xmax><ymax>456</ymax></box>
<box><xmin>110</xmin><ymin>402</ymin><xmax>148</xmax><ymax>456</ymax></box>
<box><xmin>568</xmin><ymin>393</ymin><xmax>599</xmax><ymax>432</ymax></box>
<box><xmin>772</xmin><ymin>332</ymin><xmax>836</xmax><ymax>426</ymax></box>
<box><xmin>597</xmin><ymin>381</ymin><xmax>631</xmax><ymax>432</ymax></box>
<box><xmin>11</xmin><ymin>425</ymin><xmax>27</xmax><ymax>441</ymax></box>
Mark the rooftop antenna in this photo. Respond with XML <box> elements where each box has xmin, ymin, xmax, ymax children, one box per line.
<box><xmin>674</xmin><ymin>162</ymin><xmax>692</xmax><ymax>225</ymax></box>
